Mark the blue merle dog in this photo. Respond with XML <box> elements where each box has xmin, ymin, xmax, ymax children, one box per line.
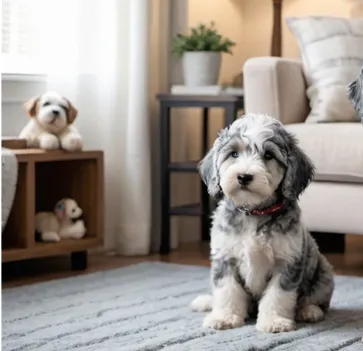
<box><xmin>348</xmin><ymin>66</ymin><xmax>363</xmax><ymax>343</ymax></box>
<box><xmin>348</xmin><ymin>67</ymin><xmax>363</xmax><ymax>123</ymax></box>
<box><xmin>191</xmin><ymin>114</ymin><xmax>334</xmax><ymax>333</ymax></box>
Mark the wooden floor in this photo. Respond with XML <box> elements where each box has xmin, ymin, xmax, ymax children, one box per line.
<box><xmin>3</xmin><ymin>234</ymin><xmax>363</xmax><ymax>289</ymax></box>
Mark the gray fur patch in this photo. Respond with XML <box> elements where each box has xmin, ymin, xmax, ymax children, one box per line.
<box><xmin>347</xmin><ymin>67</ymin><xmax>363</xmax><ymax>122</ymax></box>
<box><xmin>212</xmin><ymin>257</ymin><xmax>247</xmax><ymax>290</ymax></box>
<box><xmin>280</xmin><ymin>232</ymin><xmax>307</xmax><ymax>291</ymax></box>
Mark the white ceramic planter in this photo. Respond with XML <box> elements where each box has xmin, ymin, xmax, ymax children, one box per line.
<box><xmin>182</xmin><ymin>51</ymin><xmax>221</xmax><ymax>87</ymax></box>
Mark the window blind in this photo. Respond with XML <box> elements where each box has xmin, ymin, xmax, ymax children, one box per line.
<box><xmin>2</xmin><ymin>0</ymin><xmax>52</xmax><ymax>74</ymax></box>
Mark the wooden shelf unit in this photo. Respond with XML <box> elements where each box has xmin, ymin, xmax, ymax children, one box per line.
<box><xmin>2</xmin><ymin>149</ymin><xmax>104</xmax><ymax>269</ymax></box>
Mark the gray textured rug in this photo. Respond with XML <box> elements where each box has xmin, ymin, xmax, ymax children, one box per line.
<box><xmin>2</xmin><ymin>262</ymin><xmax>363</xmax><ymax>351</ymax></box>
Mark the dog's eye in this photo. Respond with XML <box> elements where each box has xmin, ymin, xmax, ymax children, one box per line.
<box><xmin>230</xmin><ymin>151</ymin><xmax>239</xmax><ymax>158</ymax></box>
<box><xmin>264</xmin><ymin>151</ymin><xmax>274</xmax><ymax>160</ymax></box>
<box><xmin>72</xmin><ymin>208</ymin><xmax>76</xmax><ymax>213</ymax></box>
<box><xmin>43</xmin><ymin>102</ymin><xmax>51</xmax><ymax>107</ymax></box>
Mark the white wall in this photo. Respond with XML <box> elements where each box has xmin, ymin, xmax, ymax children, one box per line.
<box><xmin>2</xmin><ymin>78</ymin><xmax>47</xmax><ymax>136</ymax></box>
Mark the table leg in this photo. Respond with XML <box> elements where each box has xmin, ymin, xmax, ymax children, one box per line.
<box><xmin>160</xmin><ymin>103</ymin><xmax>171</xmax><ymax>254</ymax></box>
<box><xmin>201</xmin><ymin>108</ymin><xmax>211</xmax><ymax>241</ymax></box>
<box><xmin>225</xmin><ymin>103</ymin><xmax>238</xmax><ymax>127</ymax></box>
<box><xmin>71</xmin><ymin>251</ymin><xmax>87</xmax><ymax>271</ymax></box>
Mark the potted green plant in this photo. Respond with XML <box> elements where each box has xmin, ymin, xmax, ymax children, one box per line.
<box><xmin>172</xmin><ymin>22</ymin><xmax>236</xmax><ymax>87</ymax></box>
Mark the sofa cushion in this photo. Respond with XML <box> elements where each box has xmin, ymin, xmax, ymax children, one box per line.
<box><xmin>286</xmin><ymin>16</ymin><xmax>363</xmax><ymax>123</ymax></box>
<box><xmin>285</xmin><ymin>123</ymin><xmax>363</xmax><ymax>183</ymax></box>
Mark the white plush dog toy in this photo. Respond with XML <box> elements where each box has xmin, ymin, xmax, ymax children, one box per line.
<box><xmin>35</xmin><ymin>198</ymin><xmax>86</xmax><ymax>242</ymax></box>
<box><xmin>19</xmin><ymin>91</ymin><xmax>83</xmax><ymax>151</ymax></box>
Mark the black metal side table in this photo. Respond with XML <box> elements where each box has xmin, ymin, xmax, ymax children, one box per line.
<box><xmin>157</xmin><ymin>93</ymin><xmax>244</xmax><ymax>254</ymax></box>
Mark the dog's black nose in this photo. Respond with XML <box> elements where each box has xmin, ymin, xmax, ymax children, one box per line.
<box><xmin>237</xmin><ymin>174</ymin><xmax>253</xmax><ymax>186</ymax></box>
<box><xmin>52</xmin><ymin>110</ymin><xmax>60</xmax><ymax>115</ymax></box>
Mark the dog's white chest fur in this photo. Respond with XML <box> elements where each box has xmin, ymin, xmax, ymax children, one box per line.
<box><xmin>212</xmin><ymin>223</ymin><xmax>276</xmax><ymax>297</ymax></box>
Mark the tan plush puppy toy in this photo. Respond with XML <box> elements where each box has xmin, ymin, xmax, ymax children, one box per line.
<box><xmin>35</xmin><ymin>198</ymin><xmax>87</xmax><ymax>242</ymax></box>
<box><xmin>19</xmin><ymin>91</ymin><xmax>83</xmax><ymax>151</ymax></box>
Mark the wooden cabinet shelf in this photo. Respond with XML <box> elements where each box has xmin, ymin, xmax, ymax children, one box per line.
<box><xmin>2</xmin><ymin>238</ymin><xmax>102</xmax><ymax>262</ymax></box>
<box><xmin>2</xmin><ymin>149</ymin><xmax>104</xmax><ymax>270</ymax></box>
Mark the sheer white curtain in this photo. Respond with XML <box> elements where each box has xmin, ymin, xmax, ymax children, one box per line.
<box><xmin>39</xmin><ymin>0</ymin><xmax>152</xmax><ymax>254</ymax></box>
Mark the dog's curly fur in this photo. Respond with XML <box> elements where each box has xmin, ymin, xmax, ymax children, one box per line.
<box><xmin>348</xmin><ymin>67</ymin><xmax>363</xmax><ymax>123</ymax></box>
<box><xmin>191</xmin><ymin>114</ymin><xmax>334</xmax><ymax>333</ymax></box>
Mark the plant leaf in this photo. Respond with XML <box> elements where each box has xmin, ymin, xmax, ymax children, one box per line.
<box><xmin>171</xmin><ymin>21</ymin><xmax>235</xmax><ymax>57</ymax></box>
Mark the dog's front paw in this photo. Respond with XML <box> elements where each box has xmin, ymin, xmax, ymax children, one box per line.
<box><xmin>41</xmin><ymin>231</ymin><xmax>61</xmax><ymax>242</ymax></box>
<box><xmin>59</xmin><ymin>221</ymin><xmax>86</xmax><ymax>240</ymax></box>
<box><xmin>60</xmin><ymin>134</ymin><xmax>83</xmax><ymax>152</ymax></box>
<box><xmin>39</xmin><ymin>134</ymin><xmax>59</xmax><ymax>150</ymax></box>
<box><xmin>203</xmin><ymin>310</ymin><xmax>244</xmax><ymax>330</ymax></box>
<box><xmin>190</xmin><ymin>294</ymin><xmax>213</xmax><ymax>312</ymax></box>
<box><xmin>256</xmin><ymin>316</ymin><xmax>295</xmax><ymax>333</ymax></box>
<box><xmin>296</xmin><ymin>304</ymin><xmax>324</xmax><ymax>323</ymax></box>
<box><xmin>26</xmin><ymin>136</ymin><xmax>39</xmax><ymax>148</ymax></box>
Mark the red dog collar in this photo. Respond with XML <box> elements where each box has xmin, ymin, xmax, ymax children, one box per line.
<box><xmin>238</xmin><ymin>203</ymin><xmax>284</xmax><ymax>216</ymax></box>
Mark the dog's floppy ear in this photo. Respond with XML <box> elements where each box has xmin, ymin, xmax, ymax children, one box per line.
<box><xmin>281</xmin><ymin>133</ymin><xmax>315</xmax><ymax>200</ymax></box>
<box><xmin>64</xmin><ymin>97</ymin><xmax>78</xmax><ymax>124</ymax></box>
<box><xmin>24</xmin><ymin>96</ymin><xmax>40</xmax><ymax>118</ymax></box>
<box><xmin>198</xmin><ymin>148</ymin><xmax>221</xmax><ymax>197</ymax></box>
<box><xmin>54</xmin><ymin>199</ymin><xmax>66</xmax><ymax>220</ymax></box>
<box><xmin>347</xmin><ymin>68</ymin><xmax>363</xmax><ymax>122</ymax></box>
<box><xmin>198</xmin><ymin>141</ymin><xmax>223</xmax><ymax>198</ymax></box>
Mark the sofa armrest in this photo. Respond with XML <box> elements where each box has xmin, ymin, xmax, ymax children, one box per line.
<box><xmin>243</xmin><ymin>57</ymin><xmax>309</xmax><ymax>124</ymax></box>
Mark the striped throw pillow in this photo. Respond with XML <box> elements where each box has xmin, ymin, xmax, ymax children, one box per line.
<box><xmin>286</xmin><ymin>16</ymin><xmax>363</xmax><ymax>123</ymax></box>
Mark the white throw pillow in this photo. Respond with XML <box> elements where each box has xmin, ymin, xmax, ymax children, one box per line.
<box><xmin>286</xmin><ymin>16</ymin><xmax>363</xmax><ymax>123</ymax></box>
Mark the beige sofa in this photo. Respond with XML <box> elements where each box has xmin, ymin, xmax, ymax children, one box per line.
<box><xmin>243</xmin><ymin>57</ymin><xmax>363</xmax><ymax>236</ymax></box>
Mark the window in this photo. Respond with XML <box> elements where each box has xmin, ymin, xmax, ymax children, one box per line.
<box><xmin>2</xmin><ymin>0</ymin><xmax>74</xmax><ymax>76</ymax></box>
<box><xmin>3</xmin><ymin>0</ymin><xmax>41</xmax><ymax>74</ymax></box>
